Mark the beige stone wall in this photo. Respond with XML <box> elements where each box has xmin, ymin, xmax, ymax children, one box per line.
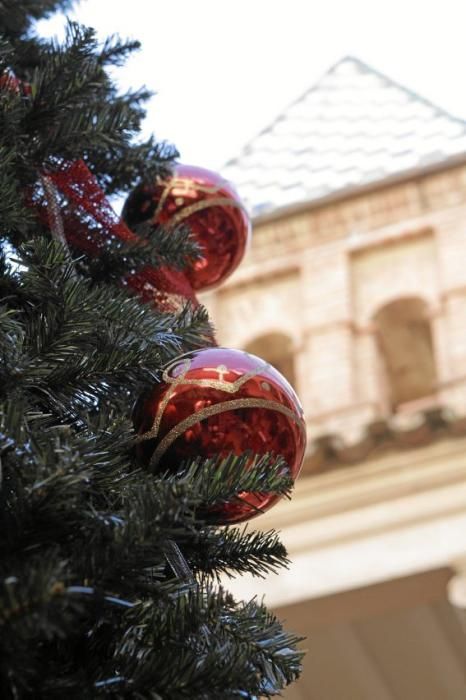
<box><xmin>202</xmin><ymin>162</ymin><xmax>466</xmax><ymax>443</ymax></box>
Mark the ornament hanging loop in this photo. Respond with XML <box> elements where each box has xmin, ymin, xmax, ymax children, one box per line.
<box><xmin>164</xmin><ymin>539</ymin><xmax>197</xmax><ymax>587</ymax></box>
<box><xmin>163</xmin><ymin>539</ymin><xmax>210</xmax><ymax>639</ymax></box>
<box><xmin>40</xmin><ymin>173</ymin><xmax>75</xmax><ymax>273</ymax></box>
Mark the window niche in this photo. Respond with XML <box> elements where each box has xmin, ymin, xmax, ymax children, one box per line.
<box><xmin>373</xmin><ymin>297</ymin><xmax>437</xmax><ymax>411</ymax></box>
<box><xmin>245</xmin><ymin>333</ymin><xmax>296</xmax><ymax>389</ymax></box>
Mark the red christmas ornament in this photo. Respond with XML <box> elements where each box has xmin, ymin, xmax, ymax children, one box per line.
<box><xmin>122</xmin><ymin>164</ymin><xmax>251</xmax><ymax>292</ymax></box>
<box><xmin>133</xmin><ymin>347</ymin><xmax>306</xmax><ymax>524</ymax></box>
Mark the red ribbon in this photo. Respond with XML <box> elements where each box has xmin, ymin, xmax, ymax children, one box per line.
<box><xmin>30</xmin><ymin>159</ymin><xmax>197</xmax><ymax>313</ymax></box>
<box><xmin>2</xmin><ymin>70</ymin><xmax>208</xmax><ymax>317</ymax></box>
<box><xmin>0</xmin><ymin>71</ymin><xmax>32</xmax><ymax>96</ymax></box>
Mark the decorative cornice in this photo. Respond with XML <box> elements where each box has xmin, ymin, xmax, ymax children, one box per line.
<box><xmin>252</xmin><ymin>154</ymin><xmax>466</xmax><ymax>227</ymax></box>
<box><xmin>304</xmin><ymin>405</ymin><xmax>466</xmax><ymax>475</ymax></box>
<box><xmin>224</xmin><ymin>431</ymin><xmax>466</xmax><ymax>604</ymax></box>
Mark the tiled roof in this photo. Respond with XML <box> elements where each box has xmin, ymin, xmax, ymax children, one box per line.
<box><xmin>224</xmin><ymin>56</ymin><xmax>466</xmax><ymax>217</ymax></box>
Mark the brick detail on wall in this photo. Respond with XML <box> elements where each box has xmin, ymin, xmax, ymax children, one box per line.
<box><xmin>201</xmin><ymin>163</ymin><xmax>466</xmax><ymax>443</ymax></box>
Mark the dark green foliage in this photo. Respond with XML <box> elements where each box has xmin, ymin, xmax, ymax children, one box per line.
<box><xmin>0</xmin><ymin>1</ymin><xmax>74</xmax><ymax>39</ymax></box>
<box><xmin>78</xmin><ymin>221</ymin><xmax>203</xmax><ymax>286</ymax></box>
<box><xmin>0</xmin><ymin>2</ymin><xmax>303</xmax><ymax>698</ymax></box>
<box><xmin>0</xmin><ymin>18</ymin><xmax>176</xmax><ymax>247</ymax></box>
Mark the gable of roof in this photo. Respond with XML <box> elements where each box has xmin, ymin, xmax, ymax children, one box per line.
<box><xmin>224</xmin><ymin>56</ymin><xmax>466</xmax><ymax>218</ymax></box>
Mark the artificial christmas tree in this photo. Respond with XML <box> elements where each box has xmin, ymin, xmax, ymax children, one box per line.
<box><xmin>0</xmin><ymin>2</ymin><xmax>304</xmax><ymax>698</ymax></box>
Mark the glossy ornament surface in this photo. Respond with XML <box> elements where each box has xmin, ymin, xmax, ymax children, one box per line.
<box><xmin>134</xmin><ymin>347</ymin><xmax>306</xmax><ymax>523</ymax></box>
<box><xmin>122</xmin><ymin>164</ymin><xmax>251</xmax><ymax>291</ymax></box>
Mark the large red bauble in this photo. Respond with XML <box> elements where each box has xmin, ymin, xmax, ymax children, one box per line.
<box><xmin>122</xmin><ymin>164</ymin><xmax>251</xmax><ymax>292</ymax></box>
<box><xmin>133</xmin><ymin>347</ymin><xmax>306</xmax><ymax>524</ymax></box>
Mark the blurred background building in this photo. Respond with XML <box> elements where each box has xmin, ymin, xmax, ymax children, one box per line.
<box><xmin>202</xmin><ymin>57</ymin><xmax>466</xmax><ymax>698</ymax></box>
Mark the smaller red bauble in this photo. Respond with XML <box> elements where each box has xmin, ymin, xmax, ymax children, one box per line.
<box><xmin>122</xmin><ymin>164</ymin><xmax>251</xmax><ymax>292</ymax></box>
<box><xmin>133</xmin><ymin>347</ymin><xmax>306</xmax><ymax>524</ymax></box>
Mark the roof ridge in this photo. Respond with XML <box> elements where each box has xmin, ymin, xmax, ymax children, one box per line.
<box><xmin>345</xmin><ymin>56</ymin><xmax>466</xmax><ymax>129</ymax></box>
<box><xmin>225</xmin><ymin>56</ymin><xmax>466</xmax><ymax>171</ymax></box>
<box><xmin>224</xmin><ymin>56</ymin><xmax>348</xmax><ymax>168</ymax></box>
<box><xmin>224</xmin><ymin>56</ymin><xmax>466</xmax><ymax>216</ymax></box>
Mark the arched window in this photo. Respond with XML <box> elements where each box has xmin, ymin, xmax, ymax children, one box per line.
<box><xmin>245</xmin><ymin>333</ymin><xmax>296</xmax><ymax>389</ymax></box>
<box><xmin>373</xmin><ymin>297</ymin><xmax>437</xmax><ymax>410</ymax></box>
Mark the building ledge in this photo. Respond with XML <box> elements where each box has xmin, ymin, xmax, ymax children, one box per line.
<box><xmin>304</xmin><ymin>405</ymin><xmax>466</xmax><ymax>475</ymax></box>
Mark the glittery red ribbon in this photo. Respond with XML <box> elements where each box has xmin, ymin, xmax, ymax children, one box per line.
<box><xmin>29</xmin><ymin>159</ymin><xmax>197</xmax><ymax>312</ymax></box>
<box><xmin>0</xmin><ymin>71</ymin><xmax>32</xmax><ymax>96</ymax></box>
<box><xmin>3</xmin><ymin>72</ymin><xmax>205</xmax><ymax>316</ymax></box>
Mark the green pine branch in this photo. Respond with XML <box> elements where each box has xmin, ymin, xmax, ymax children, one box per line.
<box><xmin>0</xmin><ymin>1</ymin><xmax>74</xmax><ymax>41</ymax></box>
<box><xmin>107</xmin><ymin>584</ymin><xmax>303</xmax><ymax>698</ymax></box>
<box><xmin>77</xmin><ymin>221</ymin><xmax>202</xmax><ymax>285</ymax></box>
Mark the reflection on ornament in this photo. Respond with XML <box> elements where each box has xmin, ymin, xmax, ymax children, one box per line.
<box><xmin>134</xmin><ymin>347</ymin><xmax>306</xmax><ymax>523</ymax></box>
<box><xmin>122</xmin><ymin>164</ymin><xmax>251</xmax><ymax>292</ymax></box>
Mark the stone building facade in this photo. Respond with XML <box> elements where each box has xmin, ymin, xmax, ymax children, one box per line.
<box><xmin>202</xmin><ymin>58</ymin><xmax>466</xmax><ymax>698</ymax></box>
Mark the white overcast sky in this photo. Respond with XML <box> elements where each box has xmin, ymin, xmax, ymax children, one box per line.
<box><xmin>38</xmin><ymin>0</ymin><xmax>466</xmax><ymax>171</ymax></box>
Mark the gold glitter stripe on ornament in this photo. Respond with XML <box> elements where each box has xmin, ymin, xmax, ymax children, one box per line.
<box><xmin>152</xmin><ymin>178</ymin><xmax>173</xmax><ymax>221</ymax></box>
<box><xmin>152</xmin><ymin>176</ymin><xmax>231</xmax><ymax>221</ymax></box>
<box><xmin>147</xmin><ymin>397</ymin><xmax>305</xmax><ymax>469</ymax></box>
<box><xmin>162</xmin><ymin>357</ymin><xmax>269</xmax><ymax>393</ymax></box>
<box><xmin>167</xmin><ymin>177</ymin><xmax>230</xmax><ymax>196</ymax></box>
<box><xmin>166</xmin><ymin>197</ymin><xmax>247</xmax><ymax>229</ymax></box>
<box><xmin>135</xmin><ymin>360</ymin><xmax>192</xmax><ymax>445</ymax></box>
<box><xmin>134</xmin><ymin>358</ymin><xmax>271</xmax><ymax>447</ymax></box>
